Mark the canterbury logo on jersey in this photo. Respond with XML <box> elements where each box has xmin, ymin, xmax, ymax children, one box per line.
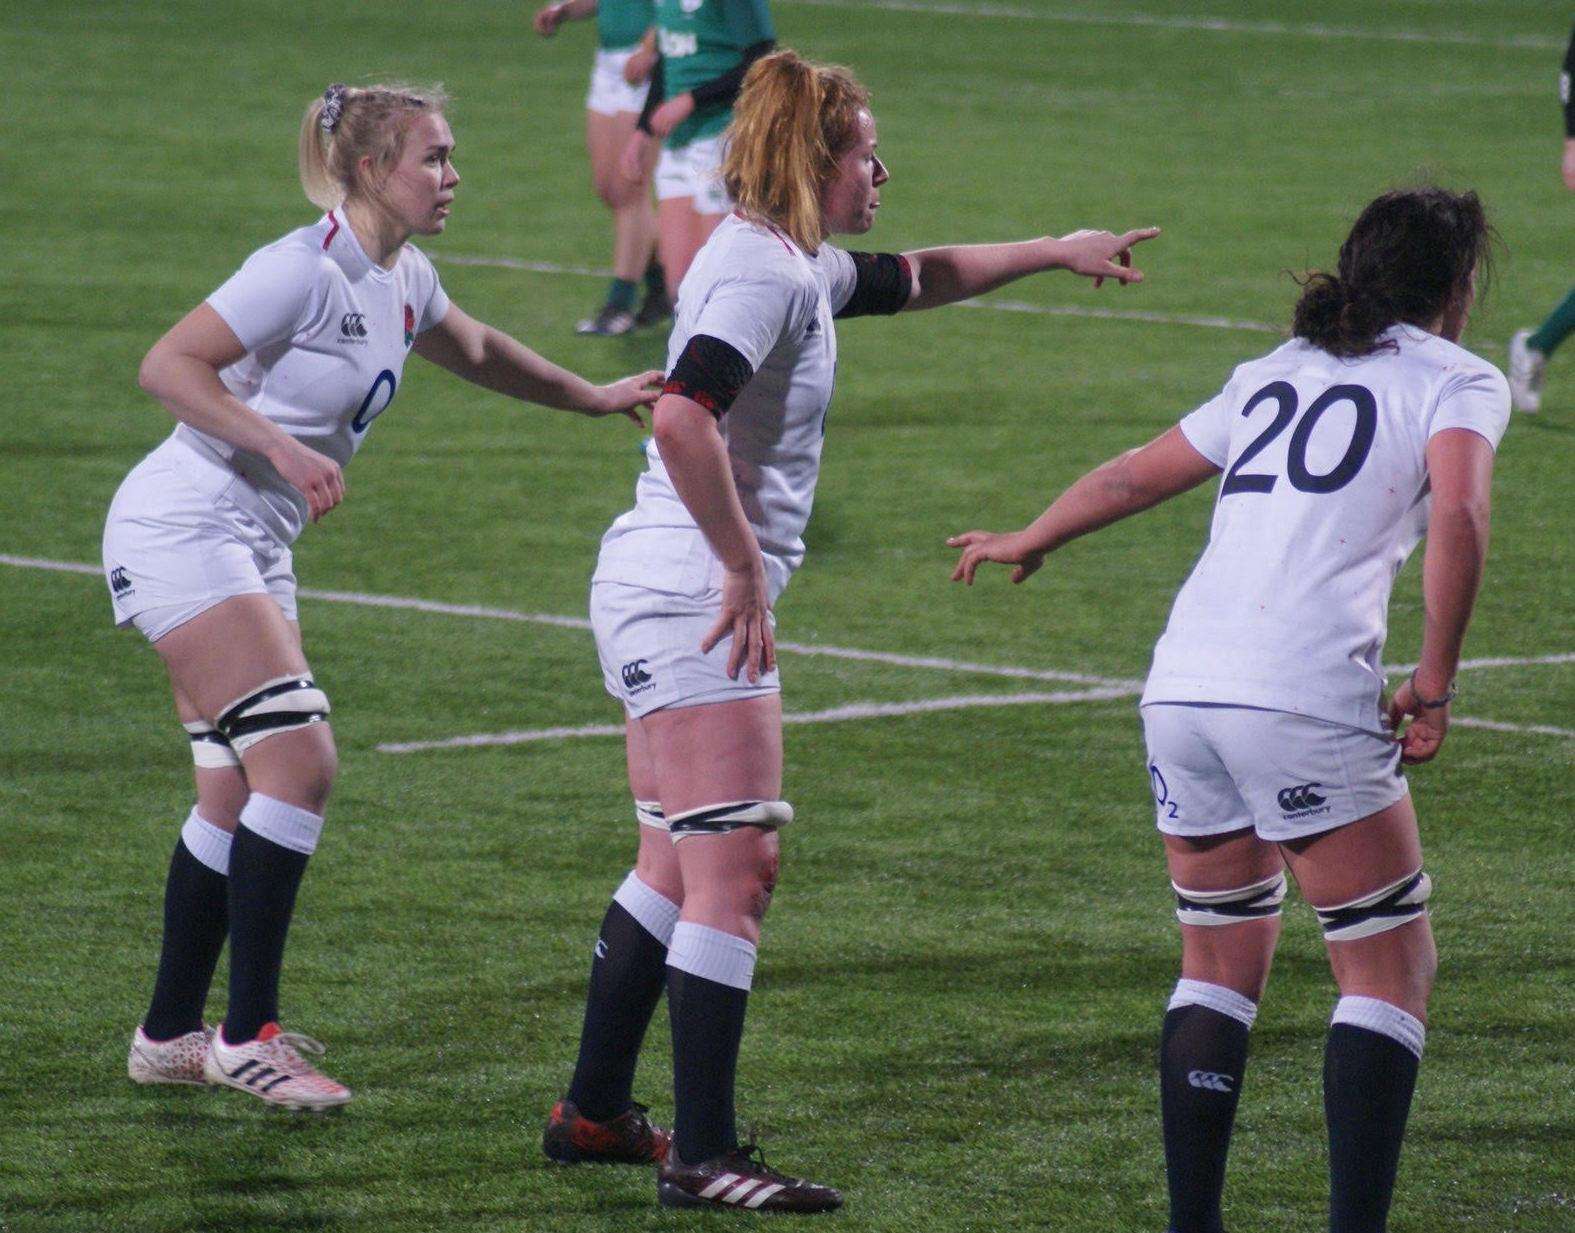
<box><xmin>1277</xmin><ymin>783</ymin><xmax>1328</xmax><ymax>813</ymax></box>
<box><xmin>621</xmin><ymin>660</ymin><xmax>655</xmax><ymax>693</ymax></box>
<box><xmin>108</xmin><ymin>566</ymin><xmax>132</xmax><ymax>596</ymax></box>
<box><xmin>339</xmin><ymin>312</ymin><xmax>369</xmax><ymax>341</ymax></box>
<box><xmin>1188</xmin><ymin>1070</ymin><xmax>1235</xmax><ymax>1093</ymax></box>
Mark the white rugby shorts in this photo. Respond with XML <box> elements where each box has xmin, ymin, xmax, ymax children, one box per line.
<box><xmin>585</xmin><ymin>46</ymin><xmax>651</xmax><ymax>117</ymax></box>
<box><xmin>103</xmin><ymin>455</ymin><xmax>297</xmax><ymax>642</ymax></box>
<box><xmin>1141</xmin><ymin>703</ymin><xmax>1408</xmax><ymax>843</ymax></box>
<box><xmin>590</xmin><ymin>580</ymin><xmax>779</xmax><ymax>718</ymax></box>
<box><xmin>654</xmin><ymin>134</ymin><xmax>731</xmax><ymax>214</ymax></box>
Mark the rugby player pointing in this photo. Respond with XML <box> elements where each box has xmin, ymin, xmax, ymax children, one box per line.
<box><xmin>543</xmin><ymin>48</ymin><xmax>1157</xmax><ymax>1211</ymax></box>
<box><xmin>110</xmin><ymin>83</ymin><xmax>660</xmax><ymax>1109</ymax></box>
<box><xmin>952</xmin><ymin>188</ymin><xmax>1509</xmax><ymax>1233</ymax></box>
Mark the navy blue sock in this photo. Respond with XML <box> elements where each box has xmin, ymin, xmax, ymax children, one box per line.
<box><xmin>1325</xmin><ymin>1024</ymin><xmax>1420</xmax><ymax>1233</ymax></box>
<box><xmin>224</xmin><ymin>825</ymin><xmax>309</xmax><ymax>1043</ymax></box>
<box><xmin>1161</xmin><ymin>1004</ymin><xmax>1251</xmax><ymax>1233</ymax></box>
<box><xmin>643</xmin><ymin>260</ymin><xmax>666</xmax><ymax>297</ymax></box>
<box><xmin>142</xmin><ymin>839</ymin><xmax>228</xmax><ymax>1040</ymax></box>
<box><xmin>668</xmin><ymin>967</ymin><xmax>748</xmax><ymax>1164</ymax></box>
<box><xmin>565</xmin><ymin>900</ymin><xmax>669</xmax><ymax>1121</ymax></box>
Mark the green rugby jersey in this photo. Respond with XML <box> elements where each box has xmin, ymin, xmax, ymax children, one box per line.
<box><xmin>597</xmin><ymin>0</ymin><xmax>654</xmax><ymax>51</ymax></box>
<box><xmin>655</xmin><ymin>0</ymin><xmax>773</xmax><ymax>148</ymax></box>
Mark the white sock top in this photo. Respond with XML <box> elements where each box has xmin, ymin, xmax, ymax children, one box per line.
<box><xmin>238</xmin><ymin>793</ymin><xmax>324</xmax><ymax>856</ymax></box>
<box><xmin>181</xmin><ymin>808</ymin><xmax>233</xmax><ymax>875</ymax></box>
<box><xmin>1168</xmin><ymin>978</ymin><xmax>1259</xmax><ymax>1029</ymax></box>
<box><xmin>1332</xmin><ymin>995</ymin><xmax>1426</xmax><ymax>1059</ymax></box>
<box><xmin>613</xmin><ymin>870</ymin><xmax>680</xmax><ymax>946</ymax></box>
<box><xmin>667</xmin><ymin>920</ymin><xmax>757</xmax><ymax>991</ymax></box>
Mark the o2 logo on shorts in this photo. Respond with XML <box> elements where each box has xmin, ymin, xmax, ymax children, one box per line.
<box><xmin>620</xmin><ymin>659</ymin><xmax>655</xmax><ymax>696</ymax></box>
<box><xmin>351</xmin><ymin>369</ymin><xmax>397</xmax><ymax>434</ymax></box>
<box><xmin>1150</xmin><ymin>763</ymin><xmax>1179</xmax><ymax>821</ymax></box>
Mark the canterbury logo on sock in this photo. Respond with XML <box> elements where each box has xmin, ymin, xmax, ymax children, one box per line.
<box><xmin>1187</xmin><ymin>1070</ymin><xmax>1235</xmax><ymax>1093</ymax></box>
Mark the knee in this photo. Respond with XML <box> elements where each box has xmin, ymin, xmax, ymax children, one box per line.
<box><xmin>593</xmin><ymin>172</ymin><xmax>627</xmax><ymax>209</ymax></box>
<box><xmin>746</xmin><ymin>844</ymin><xmax>780</xmax><ymax>923</ymax></box>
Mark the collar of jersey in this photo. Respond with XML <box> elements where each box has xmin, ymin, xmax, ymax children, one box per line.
<box><xmin>326</xmin><ymin>210</ymin><xmax>397</xmax><ymax>284</ymax></box>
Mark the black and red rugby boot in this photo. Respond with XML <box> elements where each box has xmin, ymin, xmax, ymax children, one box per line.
<box><xmin>542</xmin><ymin>1099</ymin><xmax>671</xmax><ymax>1165</ymax></box>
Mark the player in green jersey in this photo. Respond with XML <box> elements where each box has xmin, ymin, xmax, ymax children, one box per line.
<box><xmin>535</xmin><ymin>0</ymin><xmax>671</xmax><ymax>334</ymax></box>
<box><xmin>621</xmin><ymin>0</ymin><xmax>776</xmax><ymax>301</ymax></box>
<box><xmin>1508</xmin><ymin>22</ymin><xmax>1575</xmax><ymax>411</ymax></box>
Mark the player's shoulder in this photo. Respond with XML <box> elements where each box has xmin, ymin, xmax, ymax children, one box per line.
<box><xmin>237</xmin><ymin>215</ymin><xmax>341</xmax><ymax>281</ymax></box>
<box><xmin>1393</xmin><ymin>326</ymin><xmax>1505</xmax><ymax>384</ymax></box>
<box><xmin>703</xmin><ymin>216</ymin><xmax>817</xmax><ymax>293</ymax></box>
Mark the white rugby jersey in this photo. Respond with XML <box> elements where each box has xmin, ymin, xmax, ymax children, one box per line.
<box><xmin>594</xmin><ymin>214</ymin><xmax>861</xmax><ymax>600</ymax></box>
<box><xmin>151</xmin><ymin>211</ymin><xmax>449</xmax><ymax>544</ymax></box>
<box><xmin>1142</xmin><ymin>325</ymin><xmax>1511</xmax><ymax>731</ymax></box>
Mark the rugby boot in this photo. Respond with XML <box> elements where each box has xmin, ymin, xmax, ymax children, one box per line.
<box><xmin>204</xmin><ymin>1021</ymin><xmax>352</xmax><ymax>1111</ymax></box>
<box><xmin>634</xmin><ymin>287</ymin><xmax>673</xmax><ymax>329</ymax></box>
<box><xmin>542</xmin><ymin>1098</ymin><xmax>672</xmax><ymax>1164</ymax></box>
<box><xmin>1508</xmin><ymin>329</ymin><xmax>1545</xmax><ymax>412</ymax></box>
<box><xmin>657</xmin><ymin>1142</ymin><xmax>843</xmax><ymax>1213</ymax></box>
<box><xmin>575</xmin><ymin>304</ymin><xmax>637</xmax><ymax>337</ymax></box>
<box><xmin>127</xmin><ymin>1024</ymin><xmax>214</xmax><ymax>1086</ymax></box>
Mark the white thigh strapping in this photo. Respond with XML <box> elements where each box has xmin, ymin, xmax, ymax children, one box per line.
<box><xmin>590</xmin><ymin>580</ymin><xmax>779</xmax><ymax>718</ymax></box>
<box><xmin>1142</xmin><ymin>703</ymin><xmax>1409</xmax><ymax>842</ymax></box>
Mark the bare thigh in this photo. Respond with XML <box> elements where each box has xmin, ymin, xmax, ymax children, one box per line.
<box><xmin>587</xmin><ymin>109</ymin><xmax>650</xmax><ymax>207</ymax></box>
<box><xmin>155</xmin><ymin>595</ymin><xmax>337</xmax><ymax>814</ymax></box>
<box><xmin>626</xmin><ymin>718</ymin><xmax>683</xmax><ymax>904</ymax></box>
<box><xmin>1280</xmin><ymin>796</ymin><xmax>1436</xmax><ymax>1019</ymax></box>
<box><xmin>1164</xmin><ymin>828</ymin><xmax>1285</xmax><ymax>1000</ymax></box>
<box><xmin>657</xmin><ymin>197</ymin><xmax>724</xmax><ymax>297</ymax></box>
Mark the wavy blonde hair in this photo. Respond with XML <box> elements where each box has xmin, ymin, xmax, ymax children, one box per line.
<box><xmin>297</xmin><ymin>82</ymin><xmax>449</xmax><ymax>211</ymax></box>
<box><xmin>721</xmin><ymin>50</ymin><xmax>869</xmax><ymax>253</ymax></box>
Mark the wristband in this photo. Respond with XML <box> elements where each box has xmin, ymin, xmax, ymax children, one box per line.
<box><xmin>1409</xmin><ymin>671</ymin><xmax>1456</xmax><ymax>709</ymax></box>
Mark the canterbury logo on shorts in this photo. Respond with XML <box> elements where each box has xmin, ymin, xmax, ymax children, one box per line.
<box><xmin>1277</xmin><ymin>782</ymin><xmax>1327</xmax><ymax>814</ymax></box>
<box><xmin>621</xmin><ymin>659</ymin><xmax>655</xmax><ymax>694</ymax></box>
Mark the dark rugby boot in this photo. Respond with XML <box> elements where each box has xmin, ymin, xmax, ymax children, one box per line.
<box><xmin>657</xmin><ymin>1142</ymin><xmax>843</xmax><ymax>1213</ymax></box>
<box><xmin>542</xmin><ymin>1098</ymin><xmax>671</xmax><ymax>1165</ymax></box>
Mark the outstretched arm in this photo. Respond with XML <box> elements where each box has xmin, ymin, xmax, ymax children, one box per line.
<box><xmin>949</xmin><ymin>425</ymin><xmax>1219</xmax><ymax>584</ymax></box>
<box><xmin>904</xmin><ymin>227</ymin><xmax>1160</xmax><ymax>312</ymax></box>
<box><xmin>413</xmin><ymin>303</ymin><xmax>662</xmax><ymax>420</ymax></box>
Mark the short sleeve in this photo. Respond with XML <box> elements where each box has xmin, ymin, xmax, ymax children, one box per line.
<box><xmin>1177</xmin><ymin>383</ymin><xmax>1236</xmax><ymax>468</ymax></box>
<box><xmin>687</xmin><ymin>269</ymin><xmax>801</xmax><ymax>371</ymax></box>
<box><xmin>818</xmin><ymin>245</ymin><xmax>859</xmax><ymax>317</ymax></box>
<box><xmin>405</xmin><ymin>245</ymin><xmax>450</xmax><ymax>334</ymax></box>
<box><xmin>1428</xmin><ymin>363</ymin><xmax>1512</xmax><ymax>451</ymax></box>
<box><xmin>206</xmin><ymin>244</ymin><xmax>319</xmax><ymax>353</ymax></box>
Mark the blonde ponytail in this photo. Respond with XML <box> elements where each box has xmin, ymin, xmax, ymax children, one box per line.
<box><xmin>296</xmin><ymin>81</ymin><xmax>449</xmax><ymax>212</ymax></box>
<box><xmin>722</xmin><ymin>50</ymin><xmax>869</xmax><ymax>253</ymax></box>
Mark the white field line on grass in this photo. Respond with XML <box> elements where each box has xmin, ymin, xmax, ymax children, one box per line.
<box><xmin>776</xmin><ymin>0</ymin><xmax>1562</xmax><ymax>52</ymax></box>
<box><xmin>376</xmin><ymin>685</ymin><xmax>1138</xmax><ymax>753</ymax></box>
<box><xmin>5</xmin><ymin>553</ymin><xmax>1568</xmax><ymax>746</ymax></box>
<box><xmin>437</xmin><ymin>253</ymin><xmax>1283</xmax><ymax>336</ymax></box>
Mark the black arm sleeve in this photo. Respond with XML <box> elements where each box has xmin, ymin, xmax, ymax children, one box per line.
<box><xmin>833</xmin><ymin>252</ymin><xmax>915</xmax><ymax>319</ymax></box>
<box><xmin>690</xmin><ymin>39</ymin><xmax>776</xmax><ymax>108</ymax></box>
<box><xmin>663</xmin><ymin>334</ymin><xmax>755</xmax><ymax>417</ymax></box>
<box><xmin>1563</xmin><ymin>24</ymin><xmax>1574</xmax><ymax>137</ymax></box>
<box><xmin>636</xmin><ymin>55</ymin><xmax>665</xmax><ymax>135</ymax></box>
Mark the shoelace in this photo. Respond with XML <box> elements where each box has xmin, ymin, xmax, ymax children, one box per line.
<box><xmin>730</xmin><ymin>1140</ymin><xmax>783</xmax><ymax>1180</ymax></box>
<box><xmin>268</xmin><ymin>1032</ymin><xmax>329</xmax><ymax>1068</ymax></box>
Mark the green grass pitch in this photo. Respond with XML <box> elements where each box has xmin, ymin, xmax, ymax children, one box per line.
<box><xmin>2</xmin><ymin>1</ymin><xmax>1571</xmax><ymax>1230</ymax></box>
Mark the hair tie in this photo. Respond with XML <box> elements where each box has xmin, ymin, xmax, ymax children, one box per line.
<box><xmin>320</xmin><ymin>84</ymin><xmax>348</xmax><ymax>135</ymax></box>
